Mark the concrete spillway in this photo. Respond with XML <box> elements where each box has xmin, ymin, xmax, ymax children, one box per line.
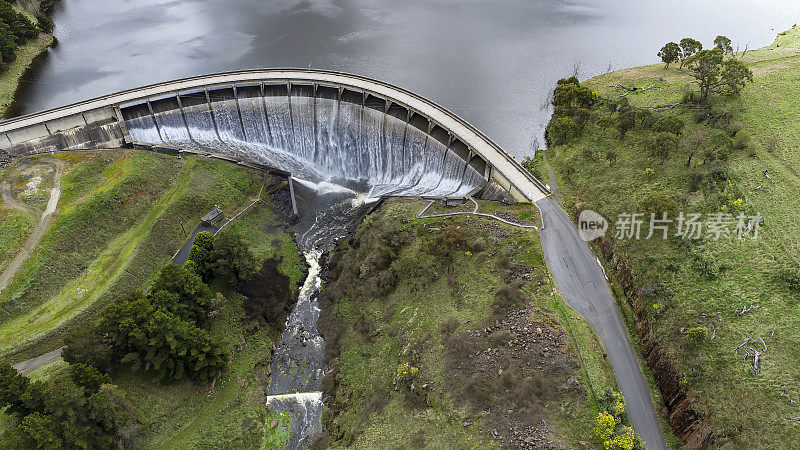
<box><xmin>0</xmin><ymin>70</ymin><xmax>550</xmax><ymax>204</ymax></box>
<box><xmin>120</xmin><ymin>85</ymin><xmax>486</xmax><ymax>200</ymax></box>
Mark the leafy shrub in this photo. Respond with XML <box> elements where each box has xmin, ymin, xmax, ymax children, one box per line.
<box><xmin>688</xmin><ymin>172</ymin><xmax>704</xmax><ymax>192</ymax></box>
<box><xmin>639</xmin><ymin>193</ymin><xmax>679</xmax><ymax>216</ymax></box>
<box><xmin>594</xmin><ymin>390</ymin><xmax>644</xmax><ymax>449</ymax></box>
<box><xmin>687</xmin><ymin>327</ymin><xmax>709</xmax><ymax>346</ymax></box>
<box><xmin>777</xmin><ymin>265</ymin><xmax>800</xmax><ymax>294</ymax></box>
<box><xmin>430</xmin><ymin>225</ymin><xmax>467</xmax><ymax>255</ymax></box>
<box><xmin>492</xmin><ymin>284</ymin><xmax>527</xmax><ymax>313</ymax></box>
<box><xmin>682</xmin><ymin>86</ymin><xmax>701</xmax><ymax>104</ymax></box>
<box><xmin>653</xmin><ymin>115</ymin><xmax>685</xmax><ymax>135</ymax></box>
<box><xmin>441</xmin><ymin>316</ymin><xmax>460</xmax><ymax>338</ymax></box>
<box><xmin>547</xmin><ymin>116</ymin><xmax>580</xmax><ymax>145</ymax></box>
<box><xmin>733</xmin><ymin>128</ymin><xmax>751</xmax><ymax>150</ymax></box>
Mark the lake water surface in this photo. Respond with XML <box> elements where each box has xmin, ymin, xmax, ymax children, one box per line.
<box><xmin>14</xmin><ymin>0</ymin><xmax>800</xmax><ymax>158</ymax></box>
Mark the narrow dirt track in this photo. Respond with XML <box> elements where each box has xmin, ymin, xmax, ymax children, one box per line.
<box><xmin>0</xmin><ymin>159</ymin><xmax>65</xmax><ymax>294</ymax></box>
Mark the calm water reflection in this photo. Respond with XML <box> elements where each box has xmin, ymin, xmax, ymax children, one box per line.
<box><xmin>14</xmin><ymin>0</ymin><xmax>800</xmax><ymax>158</ymax></box>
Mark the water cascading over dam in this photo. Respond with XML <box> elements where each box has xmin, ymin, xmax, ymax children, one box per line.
<box><xmin>120</xmin><ymin>84</ymin><xmax>487</xmax><ymax>201</ymax></box>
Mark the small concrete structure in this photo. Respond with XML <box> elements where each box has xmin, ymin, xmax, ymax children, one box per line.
<box><xmin>201</xmin><ymin>206</ymin><xmax>224</xmax><ymax>225</ymax></box>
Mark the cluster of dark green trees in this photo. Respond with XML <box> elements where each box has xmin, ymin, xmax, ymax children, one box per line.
<box><xmin>63</xmin><ymin>264</ymin><xmax>227</xmax><ymax>383</ymax></box>
<box><xmin>186</xmin><ymin>231</ymin><xmax>259</xmax><ymax>286</ymax></box>
<box><xmin>659</xmin><ymin>35</ymin><xmax>753</xmax><ymax>102</ymax></box>
<box><xmin>62</xmin><ymin>230</ymin><xmax>259</xmax><ymax>383</ymax></box>
<box><xmin>545</xmin><ymin>76</ymin><xmax>597</xmax><ymax>146</ymax></box>
<box><xmin>0</xmin><ymin>1</ymin><xmax>46</xmax><ymax>71</ymax></box>
<box><xmin>0</xmin><ymin>362</ymin><xmax>132</xmax><ymax>448</ymax></box>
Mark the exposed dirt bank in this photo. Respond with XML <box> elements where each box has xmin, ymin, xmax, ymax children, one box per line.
<box><xmin>598</xmin><ymin>237</ymin><xmax>713</xmax><ymax>449</ymax></box>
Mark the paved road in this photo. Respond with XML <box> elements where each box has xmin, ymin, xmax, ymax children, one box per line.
<box><xmin>12</xmin><ymin>347</ymin><xmax>63</xmax><ymax>375</ymax></box>
<box><xmin>536</xmin><ymin>197</ymin><xmax>667</xmax><ymax>450</ymax></box>
<box><xmin>172</xmin><ymin>223</ymin><xmax>219</xmax><ymax>266</ymax></box>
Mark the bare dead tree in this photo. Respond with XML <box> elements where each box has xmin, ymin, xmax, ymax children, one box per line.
<box><xmin>734</xmin><ymin>337</ymin><xmax>767</xmax><ymax>374</ymax></box>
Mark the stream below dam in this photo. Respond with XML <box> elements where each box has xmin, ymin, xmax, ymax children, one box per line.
<box><xmin>266</xmin><ymin>184</ymin><xmax>377</xmax><ymax>449</ymax></box>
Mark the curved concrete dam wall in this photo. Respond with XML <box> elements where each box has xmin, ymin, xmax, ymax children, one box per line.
<box><xmin>0</xmin><ymin>70</ymin><xmax>549</xmax><ymax>202</ymax></box>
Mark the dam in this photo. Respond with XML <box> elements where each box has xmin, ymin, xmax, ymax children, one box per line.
<box><xmin>0</xmin><ymin>70</ymin><xmax>549</xmax><ymax>205</ymax></box>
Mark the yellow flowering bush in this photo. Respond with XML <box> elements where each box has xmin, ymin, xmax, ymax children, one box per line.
<box><xmin>644</xmin><ymin>167</ymin><xmax>653</xmax><ymax>176</ymax></box>
<box><xmin>611</xmin><ymin>392</ymin><xmax>626</xmax><ymax>417</ymax></box>
<box><xmin>604</xmin><ymin>426</ymin><xmax>636</xmax><ymax>450</ymax></box>
<box><xmin>594</xmin><ymin>412</ymin><xmax>616</xmax><ymax>441</ymax></box>
<box><xmin>396</xmin><ymin>362</ymin><xmax>419</xmax><ymax>381</ymax></box>
<box><xmin>594</xmin><ymin>390</ymin><xmax>643</xmax><ymax>449</ymax></box>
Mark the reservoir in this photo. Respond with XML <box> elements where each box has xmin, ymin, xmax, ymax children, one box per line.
<box><xmin>13</xmin><ymin>0</ymin><xmax>800</xmax><ymax>159</ymax></box>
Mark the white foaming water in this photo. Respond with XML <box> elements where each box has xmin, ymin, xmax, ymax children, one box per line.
<box><xmin>125</xmin><ymin>95</ymin><xmax>484</xmax><ymax>198</ymax></box>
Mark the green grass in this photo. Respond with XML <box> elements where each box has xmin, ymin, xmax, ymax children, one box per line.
<box><xmin>320</xmin><ymin>198</ymin><xmax>613</xmax><ymax>448</ymax></box>
<box><xmin>115</xmin><ymin>288</ymin><xmax>287</xmax><ymax>449</ymax></box>
<box><xmin>224</xmin><ymin>201</ymin><xmax>304</xmax><ymax>294</ymax></box>
<box><xmin>538</xmin><ymin>25</ymin><xmax>800</xmax><ymax>448</ymax></box>
<box><xmin>0</xmin><ymin>208</ymin><xmax>34</xmax><ymax>271</ymax></box>
<box><xmin>1</xmin><ymin>151</ymin><xmax>300</xmax><ymax>364</ymax></box>
<box><xmin>1</xmin><ymin>152</ymin><xmax>298</xmax><ymax>447</ymax></box>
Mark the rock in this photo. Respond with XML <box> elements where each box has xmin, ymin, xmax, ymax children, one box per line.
<box><xmin>270</xmin><ymin>419</ymin><xmax>279</xmax><ymax>429</ymax></box>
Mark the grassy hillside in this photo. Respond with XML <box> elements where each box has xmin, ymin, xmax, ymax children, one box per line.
<box><xmin>0</xmin><ymin>151</ymin><xmax>302</xmax><ymax>362</ymax></box>
<box><xmin>0</xmin><ymin>209</ymin><xmax>34</xmax><ymax>271</ymax></box>
<box><xmin>532</xmin><ymin>26</ymin><xmax>800</xmax><ymax>448</ymax></box>
<box><xmin>0</xmin><ymin>150</ymin><xmax>300</xmax><ymax>447</ymax></box>
<box><xmin>317</xmin><ymin>198</ymin><xmax>622</xmax><ymax>448</ymax></box>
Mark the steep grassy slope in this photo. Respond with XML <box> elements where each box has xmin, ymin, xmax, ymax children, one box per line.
<box><xmin>533</xmin><ymin>26</ymin><xmax>800</xmax><ymax>448</ymax></box>
<box><xmin>0</xmin><ymin>151</ymin><xmax>302</xmax><ymax>362</ymax></box>
<box><xmin>0</xmin><ymin>209</ymin><xmax>34</xmax><ymax>271</ymax></box>
<box><xmin>317</xmin><ymin>198</ymin><xmax>622</xmax><ymax>448</ymax></box>
<box><xmin>0</xmin><ymin>151</ymin><xmax>300</xmax><ymax>447</ymax></box>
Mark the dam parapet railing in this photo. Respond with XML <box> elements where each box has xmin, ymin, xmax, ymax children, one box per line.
<box><xmin>0</xmin><ymin>69</ymin><xmax>549</xmax><ymax>203</ymax></box>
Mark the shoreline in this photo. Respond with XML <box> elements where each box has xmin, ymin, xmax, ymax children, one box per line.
<box><xmin>0</xmin><ymin>6</ymin><xmax>54</xmax><ymax>119</ymax></box>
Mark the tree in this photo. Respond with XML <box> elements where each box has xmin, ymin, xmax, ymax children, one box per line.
<box><xmin>211</xmin><ymin>232</ymin><xmax>259</xmax><ymax>285</ymax></box>
<box><xmin>683</xmin><ymin>128</ymin><xmax>710</xmax><ymax>167</ymax></box>
<box><xmin>1</xmin><ymin>412</ymin><xmax>61</xmax><ymax>449</ymax></box>
<box><xmin>35</xmin><ymin>13</ymin><xmax>52</xmax><ymax>33</ymax></box>
<box><xmin>150</xmin><ymin>264</ymin><xmax>213</xmax><ymax>322</ymax></box>
<box><xmin>649</xmin><ymin>133</ymin><xmax>679</xmax><ymax>164</ymax></box>
<box><xmin>653</xmin><ymin>115</ymin><xmax>685</xmax><ymax>135</ymax></box>
<box><xmin>617</xmin><ymin>110</ymin><xmax>637</xmax><ymax>139</ymax></box>
<box><xmin>658</xmin><ymin>42</ymin><xmax>681</xmax><ymax>68</ymax></box>
<box><xmin>702</xmin><ymin>130</ymin><xmax>733</xmax><ymax>163</ymax></box>
<box><xmin>606</xmin><ymin>150</ymin><xmax>618</xmax><ymax>167</ymax></box>
<box><xmin>679</xmin><ymin>38</ymin><xmax>702</xmax><ymax>68</ymax></box>
<box><xmin>636</xmin><ymin>108</ymin><xmax>653</xmax><ymax>127</ymax></box>
<box><xmin>188</xmin><ymin>231</ymin><xmax>215</xmax><ymax>281</ymax></box>
<box><xmin>0</xmin><ymin>362</ymin><xmax>30</xmax><ymax>415</ymax></box>
<box><xmin>714</xmin><ymin>35</ymin><xmax>733</xmax><ymax>55</ymax></box>
<box><xmin>685</xmin><ymin>48</ymin><xmax>753</xmax><ymax>102</ymax></box>
<box><xmin>68</xmin><ymin>363</ymin><xmax>111</xmax><ymax>394</ymax></box>
<box><xmin>552</xmin><ymin>76</ymin><xmax>596</xmax><ymax>110</ymax></box>
<box><xmin>547</xmin><ymin>116</ymin><xmax>579</xmax><ymax>145</ymax></box>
